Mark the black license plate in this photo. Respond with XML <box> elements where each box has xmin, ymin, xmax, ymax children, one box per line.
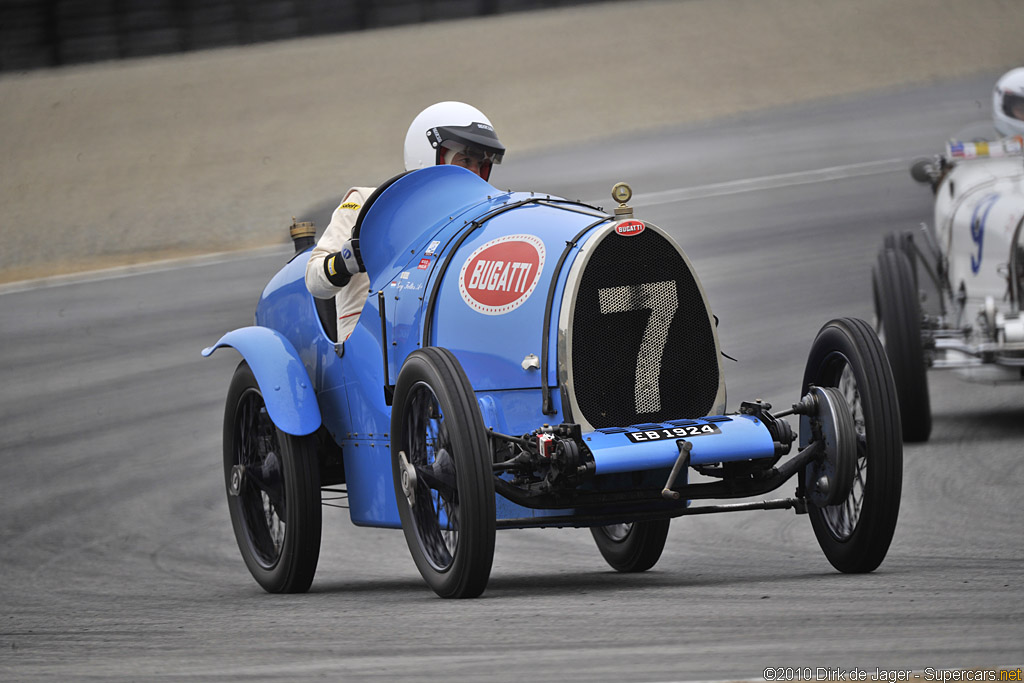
<box><xmin>624</xmin><ymin>424</ymin><xmax>721</xmax><ymax>442</ymax></box>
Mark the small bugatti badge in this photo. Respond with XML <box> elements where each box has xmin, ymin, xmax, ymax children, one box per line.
<box><xmin>615</xmin><ymin>219</ymin><xmax>645</xmax><ymax>237</ymax></box>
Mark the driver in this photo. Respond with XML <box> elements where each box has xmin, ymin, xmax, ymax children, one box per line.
<box><xmin>305</xmin><ymin>101</ymin><xmax>505</xmax><ymax>342</ymax></box>
<box><xmin>993</xmin><ymin>67</ymin><xmax>1024</xmax><ymax>137</ymax></box>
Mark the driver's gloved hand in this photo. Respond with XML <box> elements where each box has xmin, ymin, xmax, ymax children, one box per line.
<box><xmin>323</xmin><ymin>239</ymin><xmax>362</xmax><ymax>286</ymax></box>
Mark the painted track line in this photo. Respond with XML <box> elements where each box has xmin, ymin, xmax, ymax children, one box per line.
<box><xmin>615</xmin><ymin>157</ymin><xmax>911</xmax><ymax>207</ymax></box>
<box><xmin>0</xmin><ymin>244</ymin><xmax>291</xmax><ymax>296</ymax></box>
<box><xmin>2</xmin><ymin>157</ymin><xmax>911</xmax><ymax>294</ymax></box>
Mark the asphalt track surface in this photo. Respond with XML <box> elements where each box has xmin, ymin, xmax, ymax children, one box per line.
<box><xmin>2</xmin><ymin>74</ymin><xmax>1023</xmax><ymax>681</ymax></box>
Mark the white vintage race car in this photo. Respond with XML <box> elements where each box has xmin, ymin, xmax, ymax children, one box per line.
<box><xmin>875</xmin><ymin>134</ymin><xmax>1024</xmax><ymax>442</ymax></box>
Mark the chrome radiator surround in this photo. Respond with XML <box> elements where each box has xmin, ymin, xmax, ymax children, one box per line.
<box><xmin>557</xmin><ymin>222</ymin><xmax>727</xmax><ymax>432</ymax></box>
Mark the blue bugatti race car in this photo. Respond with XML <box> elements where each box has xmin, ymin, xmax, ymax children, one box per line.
<box><xmin>203</xmin><ymin>165</ymin><xmax>903</xmax><ymax>598</ymax></box>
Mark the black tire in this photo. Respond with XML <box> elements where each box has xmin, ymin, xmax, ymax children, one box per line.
<box><xmin>874</xmin><ymin>246</ymin><xmax>932</xmax><ymax>442</ymax></box>
<box><xmin>391</xmin><ymin>347</ymin><xmax>496</xmax><ymax>598</ymax></box>
<box><xmin>590</xmin><ymin>520</ymin><xmax>670</xmax><ymax>572</ymax></box>
<box><xmin>801</xmin><ymin>318</ymin><xmax>903</xmax><ymax>573</ymax></box>
<box><xmin>909</xmin><ymin>158</ymin><xmax>933</xmax><ymax>185</ymax></box>
<box><xmin>223</xmin><ymin>361</ymin><xmax>321</xmax><ymax>593</ymax></box>
<box><xmin>883</xmin><ymin>230</ymin><xmax>920</xmax><ymax>290</ymax></box>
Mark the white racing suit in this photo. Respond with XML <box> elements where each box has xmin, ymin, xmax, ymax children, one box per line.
<box><xmin>304</xmin><ymin>187</ymin><xmax>375</xmax><ymax>342</ymax></box>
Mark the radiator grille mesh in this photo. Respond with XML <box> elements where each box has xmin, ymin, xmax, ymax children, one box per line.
<box><xmin>570</xmin><ymin>228</ymin><xmax>719</xmax><ymax>428</ymax></box>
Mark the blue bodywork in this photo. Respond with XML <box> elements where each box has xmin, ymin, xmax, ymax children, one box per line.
<box><xmin>206</xmin><ymin>165</ymin><xmax>779</xmax><ymax>529</ymax></box>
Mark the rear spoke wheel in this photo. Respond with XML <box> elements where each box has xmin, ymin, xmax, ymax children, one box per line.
<box><xmin>224</xmin><ymin>361</ymin><xmax>321</xmax><ymax>593</ymax></box>
<box><xmin>591</xmin><ymin>519</ymin><xmax>670</xmax><ymax>573</ymax></box>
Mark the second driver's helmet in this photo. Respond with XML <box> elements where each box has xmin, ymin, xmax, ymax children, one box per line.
<box><xmin>993</xmin><ymin>67</ymin><xmax>1024</xmax><ymax>137</ymax></box>
<box><xmin>403</xmin><ymin>101</ymin><xmax>505</xmax><ymax>181</ymax></box>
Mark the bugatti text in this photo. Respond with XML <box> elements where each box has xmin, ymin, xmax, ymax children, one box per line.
<box><xmin>466</xmin><ymin>260</ymin><xmax>534</xmax><ymax>293</ymax></box>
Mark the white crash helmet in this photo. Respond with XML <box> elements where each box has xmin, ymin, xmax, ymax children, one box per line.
<box><xmin>993</xmin><ymin>67</ymin><xmax>1024</xmax><ymax>137</ymax></box>
<box><xmin>403</xmin><ymin>101</ymin><xmax>505</xmax><ymax>180</ymax></box>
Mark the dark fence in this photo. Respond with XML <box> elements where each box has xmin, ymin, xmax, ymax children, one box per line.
<box><xmin>0</xmin><ymin>0</ymin><xmax>610</xmax><ymax>72</ymax></box>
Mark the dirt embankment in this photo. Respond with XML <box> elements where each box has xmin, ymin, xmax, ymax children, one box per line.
<box><xmin>1</xmin><ymin>0</ymin><xmax>1021</xmax><ymax>283</ymax></box>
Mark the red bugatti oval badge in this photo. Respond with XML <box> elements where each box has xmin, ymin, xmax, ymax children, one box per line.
<box><xmin>459</xmin><ymin>234</ymin><xmax>546</xmax><ymax>315</ymax></box>
<box><xmin>615</xmin><ymin>219</ymin><xmax>645</xmax><ymax>236</ymax></box>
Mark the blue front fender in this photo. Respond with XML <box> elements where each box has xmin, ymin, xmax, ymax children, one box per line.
<box><xmin>201</xmin><ymin>326</ymin><xmax>322</xmax><ymax>436</ymax></box>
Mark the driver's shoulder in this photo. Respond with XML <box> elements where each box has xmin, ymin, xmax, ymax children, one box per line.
<box><xmin>337</xmin><ymin>186</ymin><xmax>377</xmax><ymax>212</ymax></box>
